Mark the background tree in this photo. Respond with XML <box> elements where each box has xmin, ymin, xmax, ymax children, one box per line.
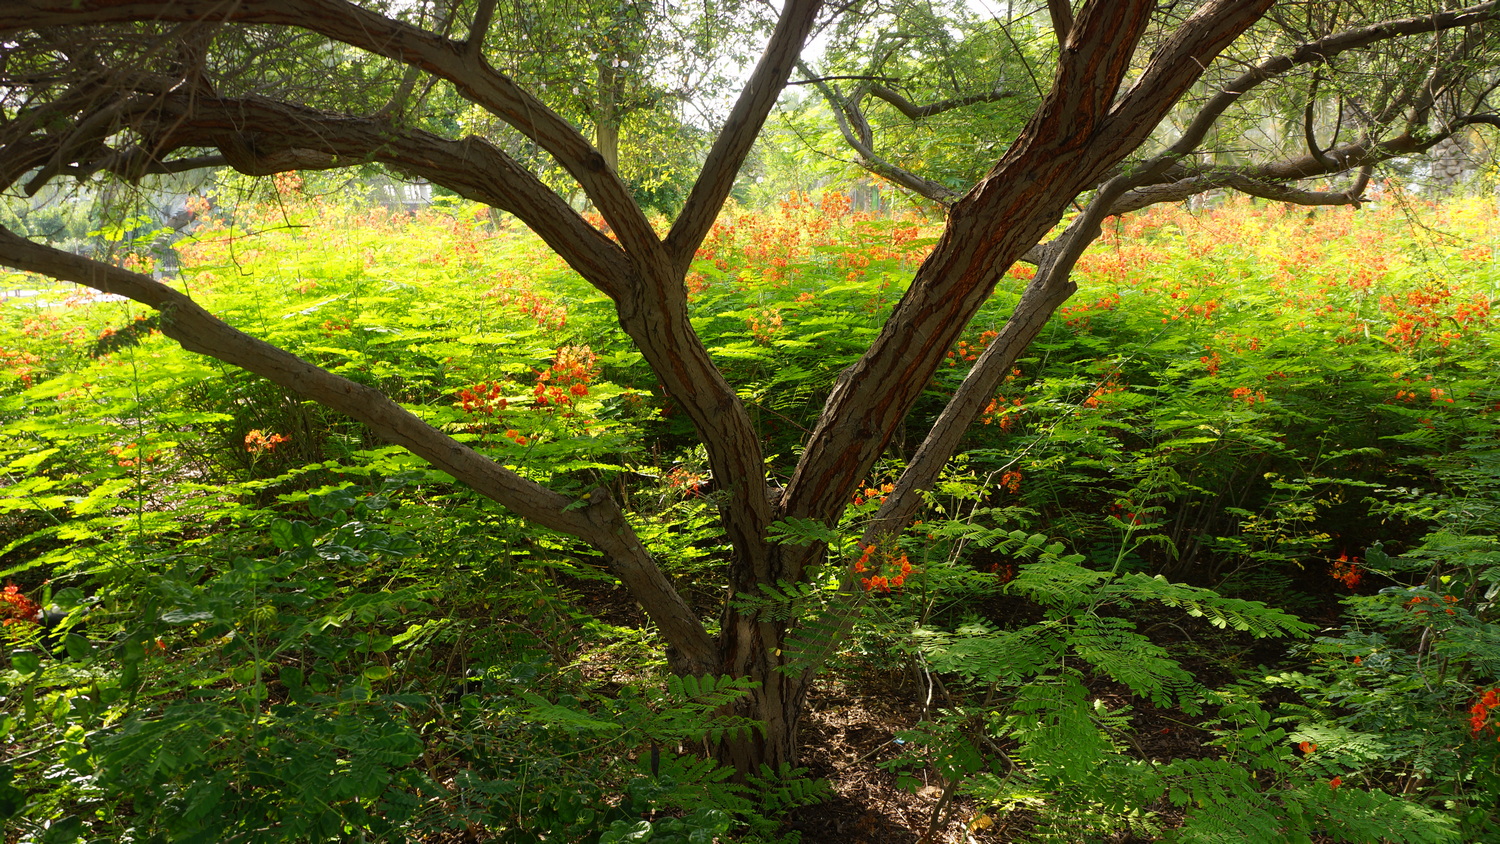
<box><xmin>1</xmin><ymin>0</ymin><xmax>1498</xmax><ymax>777</ymax></box>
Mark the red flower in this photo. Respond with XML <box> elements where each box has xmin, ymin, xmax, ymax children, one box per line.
<box><xmin>1470</xmin><ymin>688</ymin><xmax>1500</xmax><ymax>737</ymax></box>
<box><xmin>0</xmin><ymin>584</ymin><xmax>40</xmax><ymax>626</ymax></box>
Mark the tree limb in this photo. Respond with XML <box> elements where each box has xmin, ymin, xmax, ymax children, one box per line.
<box><xmin>783</xmin><ymin>0</ymin><xmax>1263</xmax><ymax>530</ymax></box>
<box><xmin>865</xmin><ymin>83</ymin><xmax>1018</xmax><ymax>121</ymax></box>
<box><xmin>1</xmin><ymin>0</ymin><xmax>661</xmax><ymax>259</ymax></box>
<box><xmin>0</xmin><ymin>223</ymin><xmax>718</xmax><ymax>676</ymax></box>
<box><xmin>664</xmin><ymin>0</ymin><xmax>823</xmax><ymax>274</ymax></box>
<box><xmin>466</xmin><ymin>0</ymin><xmax>498</xmax><ymax>63</ymax></box>
<box><xmin>1047</xmin><ymin>0</ymin><xmax>1073</xmax><ymax>46</ymax></box>
<box><xmin>799</xmin><ymin>67</ymin><xmax>960</xmax><ymax>206</ymax></box>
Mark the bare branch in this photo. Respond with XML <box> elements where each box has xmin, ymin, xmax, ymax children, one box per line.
<box><xmin>1150</xmin><ymin>1</ymin><xmax>1500</xmax><ymax>178</ymax></box>
<box><xmin>1303</xmin><ymin>72</ymin><xmax>1342</xmax><ymax>171</ymax></box>
<box><xmin>799</xmin><ymin>67</ymin><xmax>960</xmax><ymax>205</ymax></box>
<box><xmin>865</xmin><ymin>83</ymin><xmax>1018</xmax><ymax>120</ymax></box>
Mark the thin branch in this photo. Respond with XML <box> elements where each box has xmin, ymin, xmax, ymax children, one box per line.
<box><xmin>1303</xmin><ymin>71</ymin><xmax>1341</xmax><ymax>170</ymax></box>
<box><xmin>798</xmin><ymin>63</ymin><xmax>959</xmax><ymax>205</ymax></box>
<box><xmin>865</xmin><ymin>84</ymin><xmax>1018</xmax><ymax>120</ymax></box>
<box><xmin>787</xmin><ymin>74</ymin><xmax>900</xmax><ymax>85</ymax></box>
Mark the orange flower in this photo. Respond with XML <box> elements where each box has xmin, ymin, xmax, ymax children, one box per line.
<box><xmin>0</xmin><ymin>583</ymin><xmax>40</xmax><ymax>626</ymax></box>
<box><xmin>244</xmin><ymin>430</ymin><xmax>290</xmax><ymax>454</ymax></box>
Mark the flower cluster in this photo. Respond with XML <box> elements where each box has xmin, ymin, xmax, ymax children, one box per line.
<box><xmin>1160</xmin><ymin>297</ymin><xmax>1221</xmax><ymax>323</ymax></box>
<box><xmin>1389</xmin><ymin>372</ymin><xmax>1456</xmax><ymax>405</ymax></box>
<box><xmin>273</xmin><ymin>171</ymin><xmax>304</xmax><ymax>195</ymax></box>
<box><xmin>851</xmin><ymin>482</ymin><xmax>894</xmax><ymax>507</ymax></box>
<box><xmin>999</xmin><ymin>470</ymin><xmax>1022</xmax><ymax>494</ymax></box>
<box><xmin>457</xmin><ymin>381</ymin><xmax>509</xmax><ymax>415</ymax></box>
<box><xmin>108</xmin><ymin>442</ymin><xmax>161</xmax><ymax>468</ymax></box>
<box><xmin>1407</xmin><ymin>594</ymin><xmax>1458</xmax><ymax>617</ymax></box>
<box><xmin>981</xmin><ymin>395</ymin><xmax>1025</xmax><ymax>430</ymax></box>
<box><xmin>0</xmin><ymin>584</ymin><xmax>40</xmax><ymax>627</ymax></box>
<box><xmin>853</xmin><ymin>542</ymin><xmax>914</xmax><ymax>593</ymax></box>
<box><xmin>1469</xmin><ymin>688</ymin><xmax>1499</xmax><ymax>738</ymax></box>
<box><xmin>533</xmin><ymin>345</ymin><xmax>598</xmax><ymax>415</ymax></box>
<box><xmin>666</xmin><ymin>466</ymin><xmax>707</xmax><ymax>497</ymax></box>
<box><xmin>244</xmin><ymin>429</ymin><xmax>290</xmax><ymax>454</ymax></box>
<box><xmin>1378</xmin><ymin>284</ymin><xmax>1488</xmax><ymax>350</ymax></box>
<box><xmin>1231</xmin><ymin>386</ymin><xmax>1268</xmax><ymax>405</ymax></box>
<box><xmin>488</xmin><ymin>287</ymin><xmax>568</xmax><ymax>331</ymax></box>
<box><xmin>945</xmin><ymin>330</ymin><xmax>998</xmax><ymax>366</ymax></box>
<box><xmin>1</xmin><ymin>347</ymin><xmax>44</xmax><ymax>386</ymax></box>
<box><xmin>1059</xmin><ymin>293</ymin><xmax>1121</xmax><ymax>330</ymax></box>
<box><xmin>1083</xmin><ymin>373</ymin><xmax>1127</xmax><ymax>409</ymax></box>
<box><xmin>747</xmin><ymin>307</ymin><xmax>783</xmax><ymax>344</ymax></box>
<box><xmin>1329</xmin><ymin>554</ymin><xmax>1362</xmax><ymax>589</ymax></box>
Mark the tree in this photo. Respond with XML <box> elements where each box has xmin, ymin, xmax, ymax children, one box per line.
<box><xmin>804</xmin><ymin>1</ymin><xmax>1500</xmax><ymax>548</ymax></box>
<box><xmin>1</xmin><ymin>0</ymin><xmax>1498</xmax><ymax>775</ymax></box>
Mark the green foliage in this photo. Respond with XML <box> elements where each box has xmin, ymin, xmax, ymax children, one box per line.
<box><xmin>3</xmin><ymin>191</ymin><xmax>1500</xmax><ymax>839</ymax></box>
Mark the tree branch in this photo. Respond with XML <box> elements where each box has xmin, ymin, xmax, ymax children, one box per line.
<box><xmin>1047</xmin><ymin>0</ymin><xmax>1073</xmax><ymax>47</ymax></box>
<box><xmin>0</xmin><ymin>224</ymin><xmax>718</xmax><ymax>676</ymax></box>
<box><xmin>865</xmin><ymin>83</ymin><xmax>1018</xmax><ymax>121</ymax></box>
<box><xmin>1</xmin><ymin>0</ymin><xmax>661</xmax><ymax>259</ymax></box>
<box><xmin>466</xmin><ymin>0</ymin><xmax>498</xmax><ymax>63</ymax></box>
<box><xmin>784</xmin><ymin>0</ymin><xmax>1223</xmax><ymax>528</ymax></box>
<box><xmin>664</xmin><ymin>0</ymin><xmax>823</xmax><ymax>274</ymax></box>
<box><xmin>800</xmin><ymin>67</ymin><xmax>960</xmax><ymax>206</ymax></box>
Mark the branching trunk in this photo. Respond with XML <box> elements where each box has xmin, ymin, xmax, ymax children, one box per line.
<box><xmin>4</xmin><ymin>0</ymin><xmax>1496</xmax><ymax>780</ymax></box>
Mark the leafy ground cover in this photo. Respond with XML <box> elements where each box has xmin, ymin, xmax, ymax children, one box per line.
<box><xmin>0</xmin><ymin>186</ymin><xmax>1497</xmax><ymax>841</ymax></box>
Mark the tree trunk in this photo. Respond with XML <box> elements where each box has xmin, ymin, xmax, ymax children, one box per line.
<box><xmin>717</xmin><ymin>616</ymin><xmax>806</xmax><ymax>774</ymax></box>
